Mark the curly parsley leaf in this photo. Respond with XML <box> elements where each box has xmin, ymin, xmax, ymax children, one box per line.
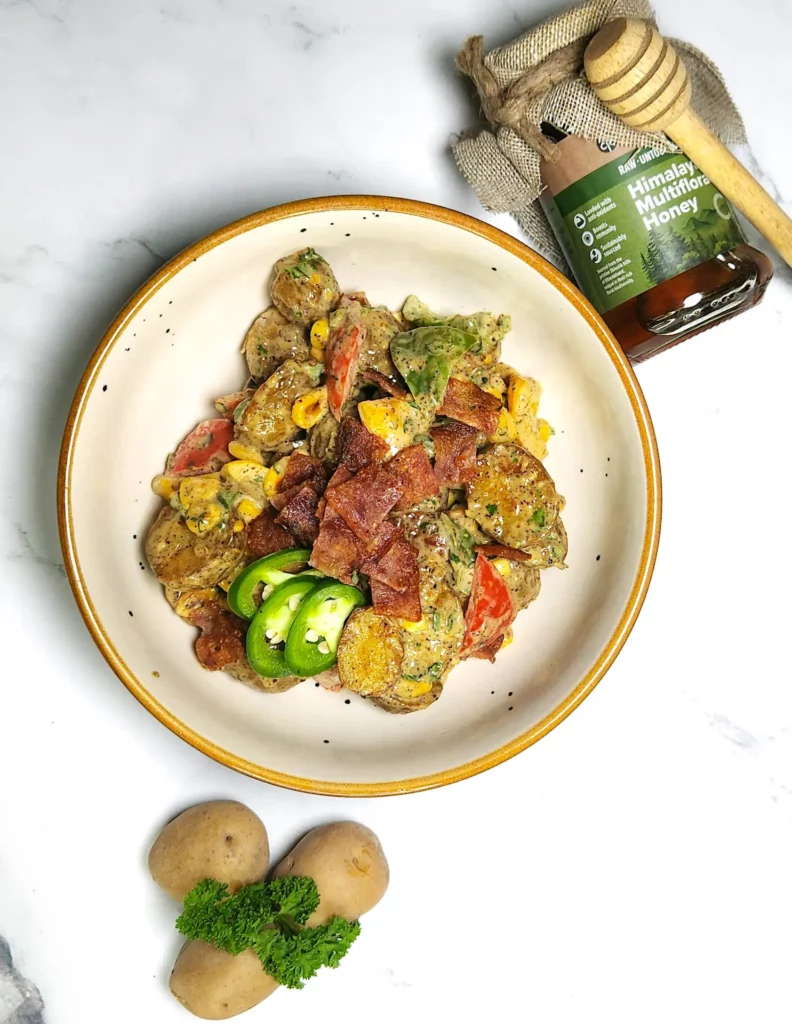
<box><xmin>176</xmin><ymin>877</ymin><xmax>358</xmax><ymax>988</ymax></box>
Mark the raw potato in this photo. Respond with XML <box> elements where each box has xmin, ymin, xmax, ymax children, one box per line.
<box><xmin>272</xmin><ymin>821</ymin><xmax>389</xmax><ymax>927</ymax></box>
<box><xmin>337</xmin><ymin>608</ymin><xmax>403</xmax><ymax>696</ymax></box>
<box><xmin>171</xmin><ymin>942</ymin><xmax>278</xmax><ymax>1021</ymax></box>
<box><xmin>149</xmin><ymin>801</ymin><xmax>270</xmax><ymax>902</ymax></box>
<box><xmin>166</xmin><ymin>815</ymin><xmax>388</xmax><ymax>1019</ymax></box>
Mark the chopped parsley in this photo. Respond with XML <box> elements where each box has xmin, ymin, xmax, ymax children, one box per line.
<box><xmin>486</xmin><ymin>503</ymin><xmax>498</xmax><ymax>516</ymax></box>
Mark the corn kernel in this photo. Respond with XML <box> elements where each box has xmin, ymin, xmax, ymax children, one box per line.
<box><xmin>228</xmin><ymin>441</ymin><xmax>263</xmax><ymax>463</ymax></box>
<box><xmin>500</xmin><ymin>628</ymin><xmax>513</xmax><ymax>649</ymax></box>
<box><xmin>358</xmin><ymin>398</ymin><xmax>415</xmax><ymax>454</ymax></box>
<box><xmin>152</xmin><ymin>474</ymin><xmax>176</xmax><ymax>499</ymax></box>
<box><xmin>222</xmin><ymin>460</ymin><xmax>267</xmax><ymax>487</ymax></box>
<box><xmin>508</xmin><ymin>373</ymin><xmax>548</xmax><ymax>461</ymax></box>
<box><xmin>232</xmin><ymin>519</ymin><xmax>245</xmax><ymax>533</ymax></box>
<box><xmin>489</xmin><ymin>408</ymin><xmax>517</xmax><ymax>443</ymax></box>
<box><xmin>185</xmin><ymin>501</ymin><xmax>224</xmax><ymax>535</ymax></box>
<box><xmin>401</xmin><ymin>615</ymin><xmax>426</xmax><ymax>632</ymax></box>
<box><xmin>492</xmin><ymin>558</ymin><xmax>511</xmax><ymax>578</ymax></box>
<box><xmin>237</xmin><ymin>497</ymin><xmax>263</xmax><ymax>524</ymax></box>
<box><xmin>263</xmin><ymin>457</ymin><xmax>289</xmax><ymax>500</ymax></box>
<box><xmin>310</xmin><ymin>318</ymin><xmax>329</xmax><ymax>361</ymax></box>
<box><xmin>539</xmin><ymin>419</ymin><xmax>552</xmax><ymax>443</ymax></box>
<box><xmin>292</xmin><ymin>386</ymin><xmax>328</xmax><ymax>429</ymax></box>
<box><xmin>179</xmin><ymin>474</ymin><xmax>221</xmax><ymax>505</ymax></box>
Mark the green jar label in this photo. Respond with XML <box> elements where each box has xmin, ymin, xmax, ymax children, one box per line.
<box><xmin>541</xmin><ymin>146</ymin><xmax>745</xmax><ymax>313</ymax></box>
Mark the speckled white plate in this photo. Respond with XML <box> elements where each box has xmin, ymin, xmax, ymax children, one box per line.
<box><xmin>58</xmin><ymin>196</ymin><xmax>660</xmax><ymax>796</ymax></box>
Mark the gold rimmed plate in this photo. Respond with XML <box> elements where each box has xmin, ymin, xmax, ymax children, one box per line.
<box><xmin>58</xmin><ymin>196</ymin><xmax>661</xmax><ymax>796</ymax></box>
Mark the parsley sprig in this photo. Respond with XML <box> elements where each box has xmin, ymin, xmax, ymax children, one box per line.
<box><xmin>176</xmin><ymin>877</ymin><xmax>360</xmax><ymax>989</ymax></box>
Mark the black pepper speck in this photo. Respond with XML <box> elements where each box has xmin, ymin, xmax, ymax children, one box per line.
<box><xmin>128</xmin><ymin>611</ymin><xmax>134</xmax><ymax>617</ymax></box>
<box><xmin>300</xmin><ymin>227</ymin><xmax>307</xmax><ymax>233</ymax></box>
<box><xmin>508</xmin><ymin>706</ymin><xmax>514</xmax><ymax>711</ymax></box>
<box><xmin>345</xmin><ymin>233</ymin><xmax>350</xmax><ymax>237</ymax></box>
<box><xmin>344</xmin><ymin>699</ymin><xmax>350</xmax><ymax>704</ymax></box>
<box><xmin>166</xmin><ymin>328</ymin><xmax>170</xmax><ymax>333</ymax></box>
<box><xmin>596</xmin><ymin>555</ymin><xmax>601</xmax><ymax>561</ymax></box>
<box><xmin>315</xmin><ymin>682</ymin><xmax>320</xmax><ymax>687</ymax></box>
<box><xmin>102</xmin><ymin>385</ymin><xmax>107</xmax><ymax>392</ymax></box>
<box><xmin>508</xmin><ymin>691</ymin><xmax>513</xmax><ymax>696</ymax></box>
<box><xmin>323</xmin><ymin>739</ymin><xmax>329</xmax><ymax>744</ymax></box>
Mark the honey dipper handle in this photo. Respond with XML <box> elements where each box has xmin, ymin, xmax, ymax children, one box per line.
<box><xmin>666</xmin><ymin>109</ymin><xmax>792</xmax><ymax>265</ymax></box>
<box><xmin>585</xmin><ymin>18</ymin><xmax>792</xmax><ymax>266</ymax></box>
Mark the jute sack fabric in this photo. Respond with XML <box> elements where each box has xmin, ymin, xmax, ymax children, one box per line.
<box><xmin>453</xmin><ymin>0</ymin><xmax>746</xmax><ymax>267</ymax></box>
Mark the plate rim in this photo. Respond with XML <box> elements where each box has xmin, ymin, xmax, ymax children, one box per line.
<box><xmin>58</xmin><ymin>194</ymin><xmax>662</xmax><ymax>796</ymax></box>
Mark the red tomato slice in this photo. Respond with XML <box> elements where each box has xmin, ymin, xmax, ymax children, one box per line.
<box><xmin>169</xmin><ymin>418</ymin><xmax>234</xmax><ymax>475</ymax></box>
<box><xmin>325</xmin><ymin>319</ymin><xmax>365</xmax><ymax>421</ymax></box>
<box><xmin>461</xmin><ymin>554</ymin><xmax>515</xmax><ymax>657</ymax></box>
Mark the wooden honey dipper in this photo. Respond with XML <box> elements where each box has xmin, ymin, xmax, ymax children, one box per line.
<box><xmin>584</xmin><ymin>18</ymin><xmax>792</xmax><ymax>266</ymax></box>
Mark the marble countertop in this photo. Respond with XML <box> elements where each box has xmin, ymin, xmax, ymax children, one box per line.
<box><xmin>1</xmin><ymin>0</ymin><xmax>790</xmax><ymax>1021</ymax></box>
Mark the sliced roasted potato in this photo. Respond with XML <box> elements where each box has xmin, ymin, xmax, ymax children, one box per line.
<box><xmin>243</xmin><ymin>306</ymin><xmax>309</xmax><ymax>381</ymax></box>
<box><xmin>235</xmin><ymin>359</ymin><xmax>322</xmax><ymax>453</ymax></box>
<box><xmin>270</xmin><ymin>248</ymin><xmax>339</xmax><ymax>325</ymax></box>
<box><xmin>337</xmin><ymin>608</ymin><xmax>403</xmax><ymax>697</ymax></box>
<box><xmin>466</xmin><ymin>442</ymin><xmax>564</xmax><ymax>551</ymax></box>
<box><xmin>370</xmin><ymin>679</ymin><xmax>443</xmax><ymax>715</ymax></box>
<box><xmin>146</xmin><ymin>506</ymin><xmax>246</xmax><ymax>590</ymax></box>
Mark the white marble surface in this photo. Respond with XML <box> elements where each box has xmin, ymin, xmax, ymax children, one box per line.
<box><xmin>2</xmin><ymin>0</ymin><xmax>791</xmax><ymax>1021</ymax></box>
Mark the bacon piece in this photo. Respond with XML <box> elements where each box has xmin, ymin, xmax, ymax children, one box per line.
<box><xmin>438</xmin><ymin>378</ymin><xmax>501</xmax><ymax>434</ymax></box>
<box><xmin>317</xmin><ymin>463</ymin><xmax>354</xmax><ymax>519</ymax></box>
<box><xmin>370</xmin><ymin>577</ymin><xmax>422</xmax><ymax>622</ymax></box>
<box><xmin>473</xmin><ymin>543</ymin><xmax>535</xmax><ymax>563</ymax></box>
<box><xmin>275</xmin><ymin>484</ymin><xmax>321</xmax><ymax>546</ymax></box>
<box><xmin>169</xmin><ymin>419</ymin><xmax>234</xmax><ymax>476</ymax></box>
<box><xmin>361</xmin><ymin>534</ymin><xmax>418</xmax><ymax>594</ymax></box>
<box><xmin>358</xmin><ymin>519</ymin><xmax>399</xmax><ymax>561</ymax></box>
<box><xmin>361</xmin><ymin>368</ymin><xmax>409</xmax><ymax>399</ymax></box>
<box><xmin>431</xmin><ymin>421</ymin><xmax>478</xmax><ymax>485</ymax></box>
<box><xmin>279</xmin><ymin>453</ymin><xmax>327</xmax><ymax>495</ymax></box>
<box><xmin>195</xmin><ymin>609</ymin><xmax>247</xmax><ymax>671</ymax></box>
<box><xmin>309</xmin><ymin>508</ymin><xmax>361</xmax><ymax>585</ymax></box>
<box><xmin>388</xmin><ymin>445</ymin><xmax>440</xmax><ymax>510</ymax></box>
<box><xmin>337</xmin><ymin>417</ymin><xmax>388</xmax><ymax>472</ymax></box>
<box><xmin>324</xmin><ymin>462</ymin><xmax>402</xmax><ymax>541</ymax></box>
<box><xmin>246</xmin><ymin>510</ymin><xmax>296</xmax><ymax>558</ymax></box>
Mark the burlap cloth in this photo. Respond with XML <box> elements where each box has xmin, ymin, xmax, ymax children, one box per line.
<box><xmin>453</xmin><ymin>0</ymin><xmax>746</xmax><ymax>268</ymax></box>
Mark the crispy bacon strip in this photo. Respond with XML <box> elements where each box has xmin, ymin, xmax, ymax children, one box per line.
<box><xmin>431</xmin><ymin>421</ymin><xmax>478</xmax><ymax>486</ymax></box>
<box><xmin>361</xmin><ymin>533</ymin><xmax>417</xmax><ymax>594</ymax></box>
<box><xmin>275</xmin><ymin>484</ymin><xmax>321</xmax><ymax>546</ymax></box>
<box><xmin>439</xmin><ymin>377</ymin><xmax>501</xmax><ymax>434</ymax></box>
<box><xmin>324</xmin><ymin>462</ymin><xmax>402</xmax><ymax>540</ymax></box>
<box><xmin>246</xmin><ymin>511</ymin><xmax>296</xmax><ymax>558</ymax></box>
<box><xmin>361</xmin><ymin>368</ymin><xmax>409</xmax><ymax>399</ymax></box>
<box><xmin>473</xmin><ymin>543</ymin><xmax>535</xmax><ymax>563</ymax></box>
<box><xmin>388</xmin><ymin>445</ymin><xmax>440</xmax><ymax>510</ymax></box>
<box><xmin>337</xmin><ymin>417</ymin><xmax>389</xmax><ymax>472</ymax></box>
<box><xmin>370</xmin><ymin>577</ymin><xmax>422</xmax><ymax>622</ymax></box>
<box><xmin>309</xmin><ymin>508</ymin><xmax>361</xmax><ymax>585</ymax></box>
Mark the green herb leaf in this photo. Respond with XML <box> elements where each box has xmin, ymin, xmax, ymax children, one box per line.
<box><xmin>176</xmin><ymin>877</ymin><xmax>357</xmax><ymax>989</ymax></box>
<box><xmin>486</xmin><ymin>503</ymin><xmax>498</xmax><ymax>516</ymax></box>
<box><xmin>531</xmin><ymin>508</ymin><xmax>546</xmax><ymax>528</ymax></box>
<box><xmin>390</xmin><ymin>326</ymin><xmax>477</xmax><ymax>412</ymax></box>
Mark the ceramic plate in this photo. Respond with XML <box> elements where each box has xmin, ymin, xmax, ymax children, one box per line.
<box><xmin>58</xmin><ymin>196</ymin><xmax>661</xmax><ymax>795</ymax></box>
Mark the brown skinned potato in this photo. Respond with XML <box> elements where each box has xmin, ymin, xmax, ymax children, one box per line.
<box><xmin>170</xmin><ymin>943</ymin><xmax>278</xmax><ymax>1021</ymax></box>
<box><xmin>272</xmin><ymin>821</ymin><xmax>389</xmax><ymax>926</ymax></box>
<box><xmin>243</xmin><ymin>306</ymin><xmax>309</xmax><ymax>381</ymax></box>
<box><xmin>149</xmin><ymin>801</ymin><xmax>269</xmax><ymax>902</ymax></box>
<box><xmin>168</xmin><ymin>815</ymin><xmax>388</xmax><ymax>1018</ymax></box>
<box><xmin>337</xmin><ymin>608</ymin><xmax>403</xmax><ymax>697</ymax></box>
